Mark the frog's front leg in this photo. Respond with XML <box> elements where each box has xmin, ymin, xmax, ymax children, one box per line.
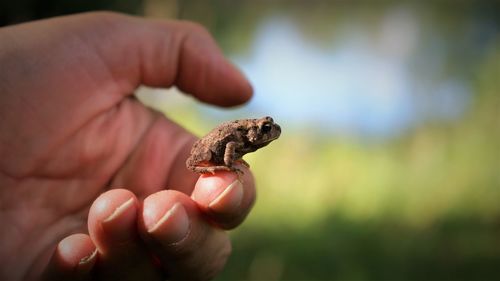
<box><xmin>224</xmin><ymin>141</ymin><xmax>239</xmax><ymax>167</ymax></box>
<box><xmin>224</xmin><ymin>141</ymin><xmax>248</xmax><ymax>173</ymax></box>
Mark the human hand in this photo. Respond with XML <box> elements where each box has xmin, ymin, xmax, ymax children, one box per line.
<box><xmin>0</xmin><ymin>12</ymin><xmax>255</xmax><ymax>280</ymax></box>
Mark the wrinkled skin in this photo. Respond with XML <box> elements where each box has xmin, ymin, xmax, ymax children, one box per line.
<box><xmin>186</xmin><ymin>116</ymin><xmax>281</xmax><ymax>174</ymax></box>
<box><xmin>0</xmin><ymin>12</ymin><xmax>256</xmax><ymax>280</ymax></box>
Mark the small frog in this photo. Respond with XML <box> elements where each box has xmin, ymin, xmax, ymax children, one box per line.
<box><xmin>186</xmin><ymin>116</ymin><xmax>281</xmax><ymax>174</ymax></box>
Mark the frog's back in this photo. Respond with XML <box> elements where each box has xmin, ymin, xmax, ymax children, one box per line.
<box><xmin>188</xmin><ymin>121</ymin><xmax>238</xmax><ymax>163</ymax></box>
<box><xmin>204</xmin><ymin>120</ymin><xmax>241</xmax><ymax>152</ymax></box>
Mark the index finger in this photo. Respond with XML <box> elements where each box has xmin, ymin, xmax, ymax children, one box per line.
<box><xmin>96</xmin><ymin>13</ymin><xmax>254</xmax><ymax>106</ymax></box>
<box><xmin>191</xmin><ymin>167</ymin><xmax>256</xmax><ymax>229</ymax></box>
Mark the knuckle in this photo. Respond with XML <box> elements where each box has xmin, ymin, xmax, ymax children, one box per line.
<box><xmin>180</xmin><ymin>21</ymin><xmax>211</xmax><ymax>37</ymax></box>
<box><xmin>75</xmin><ymin>11</ymin><xmax>133</xmax><ymax>35</ymax></box>
<box><xmin>82</xmin><ymin>11</ymin><xmax>127</xmax><ymax>22</ymax></box>
<box><xmin>167</xmin><ymin>230</ymin><xmax>231</xmax><ymax>281</ymax></box>
<box><xmin>204</xmin><ymin>239</ymin><xmax>232</xmax><ymax>280</ymax></box>
<box><xmin>174</xmin><ymin>20</ymin><xmax>215</xmax><ymax>46</ymax></box>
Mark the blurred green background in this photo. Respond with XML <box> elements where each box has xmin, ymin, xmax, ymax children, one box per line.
<box><xmin>2</xmin><ymin>0</ymin><xmax>499</xmax><ymax>280</ymax></box>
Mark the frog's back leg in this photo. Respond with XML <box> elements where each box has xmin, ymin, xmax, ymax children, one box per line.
<box><xmin>186</xmin><ymin>147</ymin><xmax>212</xmax><ymax>169</ymax></box>
<box><xmin>190</xmin><ymin>164</ymin><xmax>233</xmax><ymax>174</ymax></box>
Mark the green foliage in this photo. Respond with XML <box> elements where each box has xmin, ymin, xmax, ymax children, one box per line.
<box><xmin>151</xmin><ymin>44</ymin><xmax>500</xmax><ymax>280</ymax></box>
<box><xmin>137</xmin><ymin>2</ymin><xmax>500</xmax><ymax>279</ymax></box>
<box><xmin>222</xmin><ymin>214</ymin><xmax>500</xmax><ymax>281</ymax></box>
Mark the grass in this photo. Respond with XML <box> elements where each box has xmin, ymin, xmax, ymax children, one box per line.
<box><xmin>147</xmin><ymin>105</ymin><xmax>499</xmax><ymax>280</ymax></box>
<box><xmin>136</xmin><ymin>44</ymin><xmax>500</xmax><ymax>280</ymax></box>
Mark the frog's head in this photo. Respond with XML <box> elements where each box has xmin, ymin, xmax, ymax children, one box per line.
<box><xmin>247</xmin><ymin>116</ymin><xmax>281</xmax><ymax>146</ymax></box>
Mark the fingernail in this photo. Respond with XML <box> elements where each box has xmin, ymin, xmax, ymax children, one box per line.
<box><xmin>101</xmin><ymin>198</ymin><xmax>136</xmax><ymax>242</ymax></box>
<box><xmin>148</xmin><ymin>203</ymin><xmax>190</xmax><ymax>245</ymax></box>
<box><xmin>77</xmin><ymin>249</ymin><xmax>97</xmax><ymax>274</ymax></box>
<box><xmin>208</xmin><ymin>179</ymin><xmax>244</xmax><ymax>212</ymax></box>
<box><xmin>103</xmin><ymin>198</ymin><xmax>135</xmax><ymax>223</ymax></box>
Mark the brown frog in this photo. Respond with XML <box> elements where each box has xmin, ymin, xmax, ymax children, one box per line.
<box><xmin>186</xmin><ymin>116</ymin><xmax>281</xmax><ymax>174</ymax></box>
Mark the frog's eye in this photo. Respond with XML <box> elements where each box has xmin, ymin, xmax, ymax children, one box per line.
<box><xmin>261</xmin><ymin>123</ymin><xmax>272</xmax><ymax>133</ymax></box>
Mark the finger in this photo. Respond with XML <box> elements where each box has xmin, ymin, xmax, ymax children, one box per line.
<box><xmin>127</xmin><ymin>17</ymin><xmax>253</xmax><ymax>106</ymax></box>
<box><xmin>140</xmin><ymin>190</ymin><xmax>231</xmax><ymax>281</ymax></box>
<box><xmin>191</xmin><ymin>166</ymin><xmax>256</xmax><ymax>229</ymax></box>
<box><xmin>42</xmin><ymin>234</ymin><xmax>97</xmax><ymax>281</ymax></box>
<box><xmin>87</xmin><ymin>189</ymin><xmax>163</xmax><ymax>281</ymax></box>
<box><xmin>66</xmin><ymin>12</ymin><xmax>252</xmax><ymax>106</ymax></box>
<box><xmin>2</xmin><ymin>12</ymin><xmax>252</xmax><ymax>107</ymax></box>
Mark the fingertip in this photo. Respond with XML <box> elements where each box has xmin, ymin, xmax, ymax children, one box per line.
<box><xmin>141</xmin><ymin>190</ymin><xmax>192</xmax><ymax>245</ymax></box>
<box><xmin>191</xmin><ymin>171</ymin><xmax>240</xmax><ymax>207</ymax></box>
<box><xmin>169</xmin><ymin>21</ymin><xmax>253</xmax><ymax>107</ymax></box>
<box><xmin>210</xmin><ymin>58</ymin><xmax>254</xmax><ymax>107</ymax></box>
<box><xmin>58</xmin><ymin>234</ymin><xmax>97</xmax><ymax>268</ymax></box>
<box><xmin>88</xmin><ymin>189</ymin><xmax>139</xmax><ymax>252</ymax></box>
<box><xmin>191</xmin><ymin>168</ymin><xmax>256</xmax><ymax>229</ymax></box>
<box><xmin>139</xmin><ymin>190</ymin><xmax>231</xmax><ymax>280</ymax></box>
<box><xmin>87</xmin><ymin>189</ymin><xmax>164</xmax><ymax>280</ymax></box>
<box><xmin>43</xmin><ymin>234</ymin><xmax>97</xmax><ymax>280</ymax></box>
<box><xmin>88</xmin><ymin>189</ymin><xmax>137</xmax><ymax>222</ymax></box>
<box><xmin>177</xmin><ymin>56</ymin><xmax>253</xmax><ymax>107</ymax></box>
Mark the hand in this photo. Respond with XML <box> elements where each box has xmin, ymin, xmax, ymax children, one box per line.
<box><xmin>0</xmin><ymin>12</ymin><xmax>255</xmax><ymax>280</ymax></box>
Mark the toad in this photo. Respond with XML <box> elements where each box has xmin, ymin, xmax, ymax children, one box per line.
<box><xmin>186</xmin><ymin>116</ymin><xmax>281</xmax><ymax>174</ymax></box>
